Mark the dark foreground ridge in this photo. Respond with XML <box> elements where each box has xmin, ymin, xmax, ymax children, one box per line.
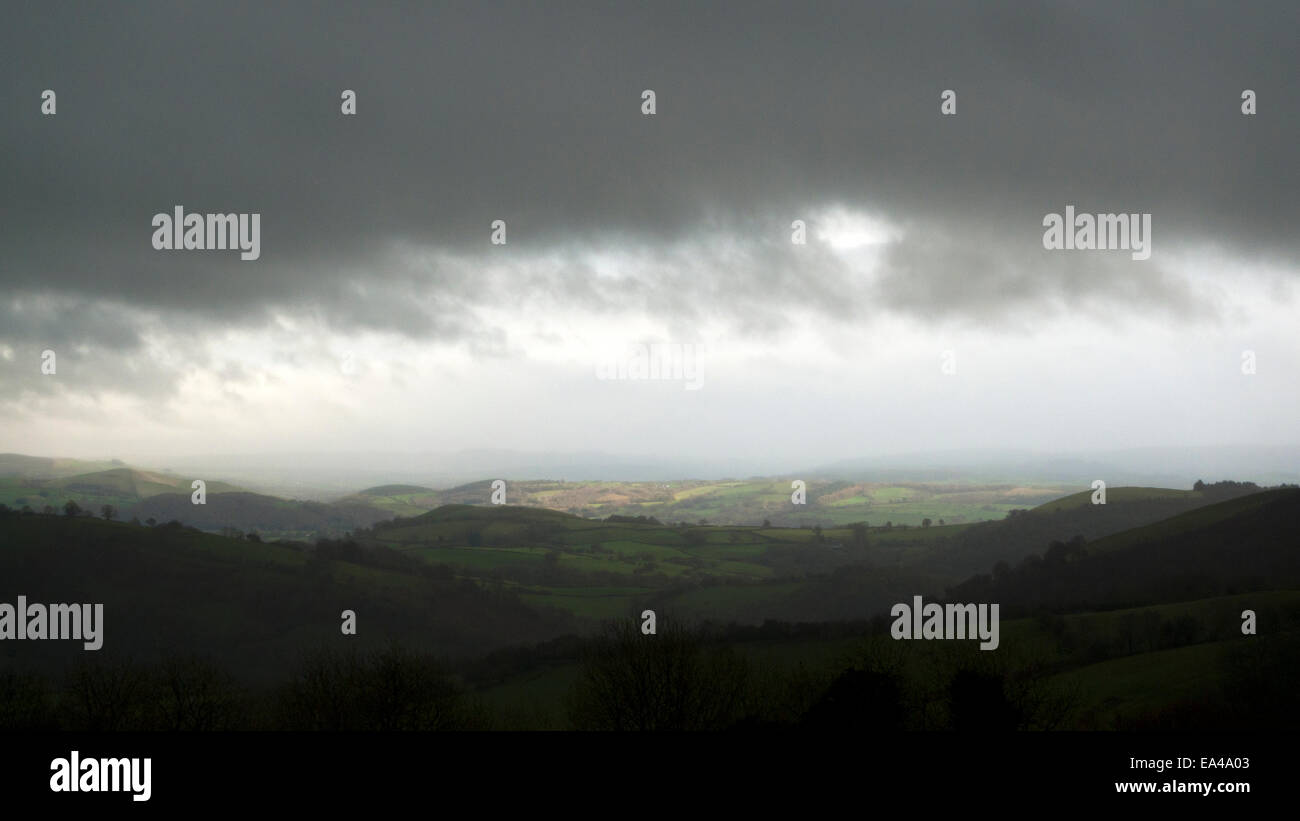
<box><xmin>1</xmin><ymin>487</ymin><xmax>1297</xmax><ymax>732</ymax></box>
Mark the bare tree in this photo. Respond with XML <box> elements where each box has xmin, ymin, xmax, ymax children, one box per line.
<box><xmin>566</xmin><ymin>619</ymin><xmax>748</xmax><ymax>730</ymax></box>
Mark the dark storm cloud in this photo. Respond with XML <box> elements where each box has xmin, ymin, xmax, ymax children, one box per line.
<box><xmin>874</xmin><ymin>216</ymin><xmax>1217</xmax><ymax>323</ymax></box>
<box><xmin>0</xmin><ymin>295</ymin><xmax>201</xmax><ymax>405</ymax></box>
<box><xmin>0</xmin><ymin>0</ymin><xmax>1294</xmax><ymax>356</ymax></box>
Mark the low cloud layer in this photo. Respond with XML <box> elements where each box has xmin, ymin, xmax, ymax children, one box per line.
<box><xmin>1</xmin><ymin>1</ymin><xmax>1295</xmax><ymax>465</ymax></box>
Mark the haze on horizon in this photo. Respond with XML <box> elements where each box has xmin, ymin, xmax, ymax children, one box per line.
<box><xmin>2</xmin><ymin>1</ymin><xmax>1297</xmax><ymax>471</ymax></box>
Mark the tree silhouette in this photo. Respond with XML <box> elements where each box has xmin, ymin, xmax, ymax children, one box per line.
<box><xmin>949</xmin><ymin>669</ymin><xmax>1018</xmax><ymax>731</ymax></box>
<box><xmin>849</xmin><ymin>522</ymin><xmax>868</xmax><ymax>548</ymax></box>
<box><xmin>566</xmin><ymin>619</ymin><xmax>748</xmax><ymax>730</ymax></box>
<box><xmin>801</xmin><ymin>668</ymin><xmax>905</xmax><ymax>731</ymax></box>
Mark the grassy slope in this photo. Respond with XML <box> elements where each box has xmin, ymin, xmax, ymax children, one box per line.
<box><xmin>0</xmin><ymin>468</ymin><xmax>243</xmax><ymax>513</ymax></box>
<box><xmin>0</xmin><ymin>513</ymin><xmax>575</xmax><ymax>682</ymax></box>
<box><xmin>477</xmin><ymin>589</ymin><xmax>1300</xmax><ymax>729</ymax></box>
<box><xmin>948</xmin><ymin>488</ymin><xmax>1300</xmax><ymax>614</ymax></box>
<box><xmin>353</xmin><ymin>485</ymin><xmax>1291</xmax><ymax>623</ymax></box>
<box><xmin>4</xmin><ymin>483</ymin><xmax>1295</xmax><ymax>729</ymax></box>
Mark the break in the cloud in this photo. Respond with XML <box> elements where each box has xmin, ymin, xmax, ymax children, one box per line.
<box><xmin>0</xmin><ymin>1</ymin><xmax>1296</xmax><ymax>467</ymax></box>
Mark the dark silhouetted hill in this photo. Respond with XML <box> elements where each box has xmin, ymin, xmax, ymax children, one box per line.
<box><xmin>0</xmin><ymin>511</ymin><xmax>577</xmax><ymax>683</ymax></box>
<box><xmin>128</xmin><ymin>492</ymin><xmax>390</xmax><ymax>538</ymax></box>
<box><xmin>947</xmin><ymin>488</ymin><xmax>1300</xmax><ymax>614</ymax></box>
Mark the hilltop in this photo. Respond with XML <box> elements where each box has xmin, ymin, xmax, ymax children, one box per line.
<box><xmin>0</xmin><ymin>454</ymin><xmax>132</xmax><ymax>479</ymax></box>
<box><xmin>949</xmin><ymin>488</ymin><xmax>1300</xmax><ymax>613</ymax></box>
<box><xmin>0</xmin><ymin>467</ymin><xmax>242</xmax><ymax>513</ymax></box>
<box><xmin>0</xmin><ymin>461</ymin><xmax>392</xmax><ymax>541</ymax></box>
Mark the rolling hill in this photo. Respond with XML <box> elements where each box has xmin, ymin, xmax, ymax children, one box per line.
<box><xmin>3</xmin><ymin>484</ymin><xmax>1297</xmax><ymax>731</ymax></box>
<box><xmin>918</xmin><ymin>481</ymin><xmax>1268</xmax><ymax>579</ymax></box>
<box><xmin>0</xmin><ymin>511</ymin><xmax>577</xmax><ymax>683</ymax></box>
<box><xmin>0</xmin><ymin>454</ymin><xmax>131</xmax><ymax>479</ymax></box>
<box><xmin>948</xmin><ymin>487</ymin><xmax>1300</xmax><ymax>614</ymax></box>
<box><xmin>345</xmin><ymin>477</ymin><xmax>1074</xmax><ymax>527</ymax></box>
<box><xmin>344</xmin><ymin>483</ymin><xmax>1294</xmax><ymax>626</ymax></box>
<box><xmin>129</xmin><ymin>491</ymin><xmax>392</xmax><ymax>540</ymax></box>
<box><xmin>0</xmin><ymin>467</ymin><xmax>242</xmax><ymax>515</ymax></box>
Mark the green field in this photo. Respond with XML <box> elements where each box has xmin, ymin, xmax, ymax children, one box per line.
<box><xmin>350</xmin><ymin>478</ymin><xmax>1078</xmax><ymax>528</ymax></box>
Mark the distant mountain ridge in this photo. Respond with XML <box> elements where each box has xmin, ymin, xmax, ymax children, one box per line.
<box><xmin>15</xmin><ymin>445</ymin><xmax>1292</xmax><ymax>495</ymax></box>
<box><xmin>0</xmin><ymin>453</ymin><xmax>132</xmax><ymax>479</ymax></box>
<box><xmin>2</xmin><ymin>450</ymin><xmax>1292</xmax><ymax>544</ymax></box>
<box><xmin>0</xmin><ymin>466</ymin><xmax>243</xmax><ymax>514</ymax></box>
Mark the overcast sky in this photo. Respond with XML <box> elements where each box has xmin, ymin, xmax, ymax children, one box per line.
<box><xmin>1</xmin><ymin>1</ymin><xmax>1296</xmax><ymax>472</ymax></box>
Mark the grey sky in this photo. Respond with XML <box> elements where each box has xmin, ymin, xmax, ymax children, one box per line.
<box><xmin>1</xmin><ymin>1</ymin><xmax>1296</xmax><ymax>470</ymax></box>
